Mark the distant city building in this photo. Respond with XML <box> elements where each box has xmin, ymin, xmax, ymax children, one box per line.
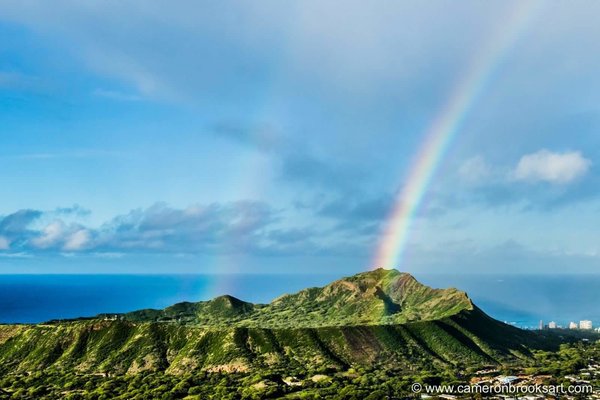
<box><xmin>569</xmin><ymin>322</ymin><xmax>578</xmax><ymax>329</ymax></box>
<box><xmin>548</xmin><ymin>321</ymin><xmax>557</xmax><ymax>329</ymax></box>
<box><xmin>499</xmin><ymin>376</ymin><xmax>519</xmax><ymax>385</ymax></box>
<box><xmin>580</xmin><ymin>320</ymin><xmax>593</xmax><ymax>330</ymax></box>
<box><xmin>539</xmin><ymin>320</ymin><xmax>543</xmax><ymax>330</ymax></box>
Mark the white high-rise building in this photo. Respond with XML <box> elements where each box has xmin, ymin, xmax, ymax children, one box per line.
<box><xmin>548</xmin><ymin>321</ymin><xmax>557</xmax><ymax>329</ymax></box>
<box><xmin>580</xmin><ymin>320</ymin><xmax>593</xmax><ymax>330</ymax></box>
<box><xmin>569</xmin><ymin>322</ymin><xmax>578</xmax><ymax>329</ymax></box>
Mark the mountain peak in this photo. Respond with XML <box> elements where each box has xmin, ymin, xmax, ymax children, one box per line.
<box><xmin>120</xmin><ymin>269</ymin><xmax>473</xmax><ymax>327</ymax></box>
<box><xmin>353</xmin><ymin>267</ymin><xmax>405</xmax><ymax>279</ymax></box>
<box><xmin>253</xmin><ymin>269</ymin><xmax>472</xmax><ymax>327</ymax></box>
<box><xmin>211</xmin><ymin>294</ymin><xmax>246</xmax><ymax>306</ymax></box>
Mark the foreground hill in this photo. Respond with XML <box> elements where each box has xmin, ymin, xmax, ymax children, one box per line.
<box><xmin>0</xmin><ymin>269</ymin><xmax>582</xmax><ymax>376</ymax></box>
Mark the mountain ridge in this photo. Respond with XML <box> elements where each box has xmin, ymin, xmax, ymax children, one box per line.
<box><xmin>0</xmin><ymin>268</ymin><xmax>578</xmax><ymax>376</ymax></box>
<box><xmin>112</xmin><ymin>268</ymin><xmax>475</xmax><ymax>328</ymax></box>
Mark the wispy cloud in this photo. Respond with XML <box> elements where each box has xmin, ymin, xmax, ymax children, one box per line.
<box><xmin>458</xmin><ymin>155</ymin><xmax>493</xmax><ymax>185</ymax></box>
<box><xmin>212</xmin><ymin>121</ymin><xmax>282</xmax><ymax>153</ymax></box>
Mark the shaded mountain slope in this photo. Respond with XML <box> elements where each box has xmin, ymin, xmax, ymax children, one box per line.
<box><xmin>0</xmin><ymin>308</ymin><xmax>536</xmax><ymax>376</ymax></box>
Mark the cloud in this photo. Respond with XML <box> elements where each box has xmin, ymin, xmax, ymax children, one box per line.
<box><xmin>315</xmin><ymin>194</ymin><xmax>392</xmax><ymax>235</ymax></box>
<box><xmin>458</xmin><ymin>155</ymin><xmax>492</xmax><ymax>184</ymax></box>
<box><xmin>281</xmin><ymin>153</ymin><xmax>365</xmax><ymax>191</ymax></box>
<box><xmin>92</xmin><ymin>201</ymin><xmax>278</xmax><ymax>253</ymax></box>
<box><xmin>30</xmin><ymin>220</ymin><xmax>67</xmax><ymax>249</ymax></box>
<box><xmin>54</xmin><ymin>205</ymin><xmax>91</xmax><ymax>218</ymax></box>
<box><xmin>0</xmin><ymin>203</ymin><xmax>277</xmax><ymax>255</ymax></box>
<box><xmin>436</xmin><ymin>151</ymin><xmax>599</xmax><ymax>213</ymax></box>
<box><xmin>212</xmin><ymin>119</ymin><xmax>369</xmax><ymax>194</ymax></box>
<box><xmin>63</xmin><ymin>229</ymin><xmax>91</xmax><ymax>251</ymax></box>
<box><xmin>29</xmin><ymin>220</ymin><xmax>91</xmax><ymax>251</ymax></box>
<box><xmin>212</xmin><ymin>121</ymin><xmax>282</xmax><ymax>153</ymax></box>
<box><xmin>0</xmin><ymin>201</ymin><xmax>380</xmax><ymax>259</ymax></box>
<box><xmin>0</xmin><ymin>1</ymin><xmax>507</xmax><ymax>100</ymax></box>
<box><xmin>513</xmin><ymin>149</ymin><xmax>591</xmax><ymax>184</ymax></box>
<box><xmin>0</xmin><ymin>236</ymin><xmax>10</xmax><ymax>250</ymax></box>
<box><xmin>0</xmin><ymin>209</ymin><xmax>42</xmax><ymax>235</ymax></box>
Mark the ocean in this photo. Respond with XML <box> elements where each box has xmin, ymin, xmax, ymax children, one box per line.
<box><xmin>0</xmin><ymin>273</ymin><xmax>598</xmax><ymax>329</ymax></box>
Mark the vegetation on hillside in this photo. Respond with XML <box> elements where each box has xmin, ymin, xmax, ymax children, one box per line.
<box><xmin>1</xmin><ymin>339</ymin><xmax>598</xmax><ymax>399</ymax></box>
<box><xmin>0</xmin><ymin>269</ymin><xmax>598</xmax><ymax>399</ymax></box>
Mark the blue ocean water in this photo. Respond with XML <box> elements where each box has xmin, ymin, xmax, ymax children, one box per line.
<box><xmin>0</xmin><ymin>273</ymin><xmax>599</xmax><ymax>328</ymax></box>
<box><xmin>0</xmin><ymin>274</ymin><xmax>339</xmax><ymax>324</ymax></box>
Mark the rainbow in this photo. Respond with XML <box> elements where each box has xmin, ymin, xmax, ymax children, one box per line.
<box><xmin>372</xmin><ymin>1</ymin><xmax>541</xmax><ymax>270</ymax></box>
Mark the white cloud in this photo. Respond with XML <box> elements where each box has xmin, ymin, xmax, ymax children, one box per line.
<box><xmin>31</xmin><ymin>220</ymin><xmax>66</xmax><ymax>249</ymax></box>
<box><xmin>63</xmin><ymin>229</ymin><xmax>91</xmax><ymax>251</ymax></box>
<box><xmin>0</xmin><ymin>236</ymin><xmax>10</xmax><ymax>250</ymax></box>
<box><xmin>513</xmin><ymin>150</ymin><xmax>591</xmax><ymax>184</ymax></box>
<box><xmin>29</xmin><ymin>220</ymin><xmax>91</xmax><ymax>251</ymax></box>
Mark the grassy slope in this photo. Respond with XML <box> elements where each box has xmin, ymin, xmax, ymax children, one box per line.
<box><xmin>0</xmin><ymin>307</ymin><xmax>566</xmax><ymax>376</ymax></box>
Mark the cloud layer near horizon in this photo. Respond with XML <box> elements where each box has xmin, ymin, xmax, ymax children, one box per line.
<box><xmin>0</xmin><ymin>203</ymin><xmax>280</xmax><ymax>254</ymax></box>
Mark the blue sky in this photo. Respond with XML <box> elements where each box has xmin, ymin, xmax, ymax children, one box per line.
<box><xmin>1</xmin><ymin>1</ymin><xmax>600</xmax><ymax>274</ymax></box>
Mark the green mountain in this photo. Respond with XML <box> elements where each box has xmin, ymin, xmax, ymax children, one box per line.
<box><xmin>0</xmin><ymin>269</ymin><xmax>573</xmax><ymax>377</ymax></box>
<box><xmin>119</xmin><ymin>269</ymin><xmax>474</xmax><ymax>327</ymax></box>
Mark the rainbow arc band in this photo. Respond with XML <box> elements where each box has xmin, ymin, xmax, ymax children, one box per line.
<box><xmin>372</xmin><ymin>1</ymin><xmax>541</xmax><ymax>270</ymax></box>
